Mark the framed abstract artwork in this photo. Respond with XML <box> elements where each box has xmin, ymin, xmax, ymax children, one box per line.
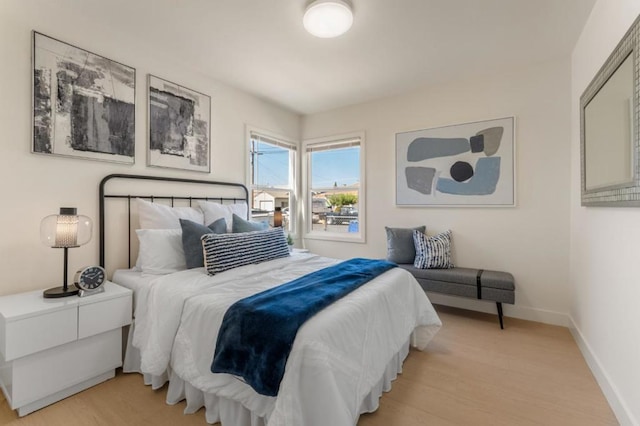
<box><xmin>147</xmin><ymin>75</ymin><xmax>211</xmax><ymax>173</ymax></box>
<box><xmin>396</xmin><ymin>117</ymin><xmax>515</xmax><ymax>206</ymax></box>
<box><xmin>32</xmin><ymin>31</ymin><xmax>136</xmax><ymax>164</ymax></box>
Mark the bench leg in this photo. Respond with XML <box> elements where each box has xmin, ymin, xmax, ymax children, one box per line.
<box><xmin>496</xmin><ymin>302</ymin><xmax>504</xmax><ymax>329</ymax></box>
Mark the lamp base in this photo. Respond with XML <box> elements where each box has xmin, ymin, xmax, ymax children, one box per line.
<box><xmin>43</xmin><ymin>285</ymin><xmax>79</xmax><ymax>298</ymax></box>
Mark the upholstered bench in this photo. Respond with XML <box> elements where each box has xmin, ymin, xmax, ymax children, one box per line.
<box><xmin>398</xmin><ymin>265</ymin><xmax>515</xmax><ymax>329</ymax></box>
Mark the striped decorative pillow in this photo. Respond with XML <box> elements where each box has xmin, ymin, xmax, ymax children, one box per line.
<box><xmin>202</xmin><ymin>227</ymin><xmax>290</xmax><ymax>275</ymax></box>
<box><xmin>413</xmin><ymin>229</ymin><xmax>454</xmax><ymax>269</ymax></box>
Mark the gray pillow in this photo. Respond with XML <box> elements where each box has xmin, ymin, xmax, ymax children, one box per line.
<box><xmin>232</xmin><ymin>213</ymin><xmax>269</xmax><ymax>233</ymax></box>
<box><xmin>180</xmin><ymin>218</ymin><xmax>227</xmax><ymax>269</ymax></box>
<box><xmin>385</xmin><ymin>226</ymin><xmax>426</xmax><ymax>264</ymax></box>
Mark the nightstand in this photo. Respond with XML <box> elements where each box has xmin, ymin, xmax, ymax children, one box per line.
<box><xmin>0</xmin><ymin>281</ymin><xmax>132</xmax><ymax>416</ymax></box>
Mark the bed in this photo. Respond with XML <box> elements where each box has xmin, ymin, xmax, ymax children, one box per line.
<box><xmin>100</xmin><ymin>174</ymin><xmax>442</xmax><ymax>426</ymax></box>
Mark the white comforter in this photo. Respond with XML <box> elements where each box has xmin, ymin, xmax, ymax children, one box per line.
<box><xmin>132</xmin><ymin>254</ymin><xmax>441</xmax><ymax>425</ymax></box>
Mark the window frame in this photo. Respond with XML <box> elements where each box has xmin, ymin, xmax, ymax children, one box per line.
<box><xmin>302</xmin><ymin>131</ymin><xmax>366</xmax><ymax>243</ymax></box>
<box><xmin>246</xmin><ymin>126</ymin><xmax>299</xmax><ymax>236</ymax></box>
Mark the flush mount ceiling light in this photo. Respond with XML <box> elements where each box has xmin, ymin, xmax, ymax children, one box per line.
<box><xmin>303</xmin><ymin>0</ymin><xmax>353</xmax><ymax>38</ymax></box>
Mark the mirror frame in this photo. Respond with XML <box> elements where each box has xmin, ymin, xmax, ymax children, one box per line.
<box><xmin>581</xmin><ymin>14</ymin><xmax>640</xmax><ymax>206</ymax></box>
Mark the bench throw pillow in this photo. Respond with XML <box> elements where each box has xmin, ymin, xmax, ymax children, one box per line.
<box><xmin>413</xmin><ymin>229</ymin><xmax>454</xmax><ymax>269</ymax></box>
<box><xmin>385</xmin><ymin>226</ymin><xmax>426</xmax><ymax>264</ymax></box>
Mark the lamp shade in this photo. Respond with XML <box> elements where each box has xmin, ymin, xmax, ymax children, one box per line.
<box><xmin>40</xmin><ymin>207</ymin><xmax>92</xmax><ymax>248</ymax></box>
<box><xmin>303</xmin><ymin>0</ymin><xmax>353</xmax><ymax>38</ymax></box>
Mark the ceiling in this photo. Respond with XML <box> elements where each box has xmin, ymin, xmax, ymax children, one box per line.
<box><xmin>71</xmin><ymin>0</ymin><xmax>595</xmax><ymax>115</ymax></box>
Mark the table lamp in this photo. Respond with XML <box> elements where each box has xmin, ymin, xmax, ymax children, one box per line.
<box><xmin>40</xmin><ymin>207</ymin><xmax>92</xmax><ymax>298</ymax></box>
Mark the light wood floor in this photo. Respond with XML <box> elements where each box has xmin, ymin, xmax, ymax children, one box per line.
<box><xmin>0</xmin><ymin>305</ymin><xmax>618</xmax><ymax>426</ymax></box>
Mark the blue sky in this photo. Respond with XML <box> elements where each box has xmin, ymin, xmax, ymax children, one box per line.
<box><xmin>252</xmin><ymin>141</ymin><xmax>360</xmax><ymax>188</ymax></box>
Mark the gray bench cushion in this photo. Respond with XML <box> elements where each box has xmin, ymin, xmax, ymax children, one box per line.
<box><xmin>398</xmin><ymin>264</ymin><xmax>515</xmax><ymax>304</ymax></box>
<box><xmin>481</xmin><ymin>270</ymin><xmax>515</xmax><ymax>291</ymax></box>
<box><xmin>403</xmin><ymin>266</ymin><xmax>478</xmax><ymax>285</ymax></box>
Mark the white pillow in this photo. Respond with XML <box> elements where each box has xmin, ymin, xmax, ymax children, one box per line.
<box><xmin>135</xmin><ymin>229</ymin><xmax>187</xmax><ymax>275</ymax></box>
<box><xmin>137</xmin><ymin>198</ymin><xmax>204</xmax><ymax>229</ymax></box>
<box><xmin>197</xmin><ymin>201</ymin><xmax>248</xmax><ymax>233</ymax></box>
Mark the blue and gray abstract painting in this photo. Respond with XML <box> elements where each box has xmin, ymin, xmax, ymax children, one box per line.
<box><xmin>404</xmin><ymin>126</ymin><xmax>504</xmax><ymax>196</ymax></box>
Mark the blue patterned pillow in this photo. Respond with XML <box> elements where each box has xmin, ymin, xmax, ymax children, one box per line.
<box><xmin>413</xmin><ymin>230</ymin><xmax>454</xmax><ymax>269</ymax></box>
<box><xmin>202</xmin><ymin>227</ymin><xmax>290</xmax><ymax>275</ymax></box>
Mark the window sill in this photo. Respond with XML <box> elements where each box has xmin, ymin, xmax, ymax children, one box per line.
<box><xmin>303</xmin><ymin>231</ymin><xmax>366</xmax><ymax>244</ymax></box>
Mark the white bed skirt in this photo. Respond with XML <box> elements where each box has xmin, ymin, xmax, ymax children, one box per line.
<box><xmin>123</xmin><ymin>321</ymin><xmax>410</xmax><ymax>425</ymax></box>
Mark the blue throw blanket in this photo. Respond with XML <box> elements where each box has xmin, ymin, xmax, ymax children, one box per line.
<box><xmin>210</xmin><ymin>258</ymin><xmax>397</xmax><ymax>396</ymax></box>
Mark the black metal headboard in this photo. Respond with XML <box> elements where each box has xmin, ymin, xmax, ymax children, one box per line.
<box><xmin>99</xmin><ymin>173</ymin><xmax>249</xmax><ymax>270</ymax></box>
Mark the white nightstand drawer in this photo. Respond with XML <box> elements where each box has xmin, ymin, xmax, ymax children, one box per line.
<box><xmin>78</xmin><ymin>295</ymin><xmax>131</xmax><ymax>340</ymax></box>
<box><xmin>9</xmin><ymin>329</ymin><xmax>121</xmax><ymax>410</ymax></box>
<box><xmin>4</xmin><ymin>308</ymin><xmax>77</xmax><ymax>361</ymax></box>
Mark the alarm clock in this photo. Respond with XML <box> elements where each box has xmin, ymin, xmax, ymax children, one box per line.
<box><xmin>74</xmin><ymin>265</ymin><xmax>106</xmax><ymax>297</ymax></box>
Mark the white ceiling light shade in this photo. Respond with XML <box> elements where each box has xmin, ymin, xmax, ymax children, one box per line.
<box><xmin>303</xmin><ymin>0</ymin><xmax>353</xmax><ymax>38</ymax></box>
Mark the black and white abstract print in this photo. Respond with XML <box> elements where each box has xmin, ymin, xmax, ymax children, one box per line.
<box><xmin>32</xmin><ymin>32</ymin><xmax>136</xmax><ymax>163</ymax></box>
<box><xmin>148</xmin><ymin>75</ymin><xmax>211</xmax><ymax>173</ymax></box>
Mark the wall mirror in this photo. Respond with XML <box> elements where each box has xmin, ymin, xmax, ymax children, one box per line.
<box><xmin>581</xmin><ymin>15</ymin><xmax>640</xmax><ymax>206</ymax></box>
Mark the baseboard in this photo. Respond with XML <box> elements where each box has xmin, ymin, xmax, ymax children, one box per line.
<box><xmin>569</xmin><ymin>317</ymin><xmax>638</xmax><ymax>426</ymax></box>
<box><xmin>425</xmin><ymin>292</ymin><xmax>570</xmax><ymax>327</ymax></box>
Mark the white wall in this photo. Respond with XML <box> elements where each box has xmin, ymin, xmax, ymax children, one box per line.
<box><xmin>570</xmin><ymin>1</ymin><xmax>640</xmax><ymax>424</ymax></box>
<box><xmin>1</xmin><ymin>0</ymin><xmax>632</xmax><ymax>420</ymax></box>
<box><xmin>0</xmin><ymin>1</ymin><xmax>300</xmax><ymax>296</ymax></box>
<box><xmin>302</xmin><ymin>58</ymin><xmax>572</xmax><ymax>326</ymax></box>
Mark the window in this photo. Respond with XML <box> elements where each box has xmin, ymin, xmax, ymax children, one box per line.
<box><xmin>248</xmin><ymin>129</ymin><xmax>297</xmax><ymax>234</ymax></box>
<box><xmin>303</xmin><ymin>132</ymin><xmax>365</xmax><ymax>242</ymax></box>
